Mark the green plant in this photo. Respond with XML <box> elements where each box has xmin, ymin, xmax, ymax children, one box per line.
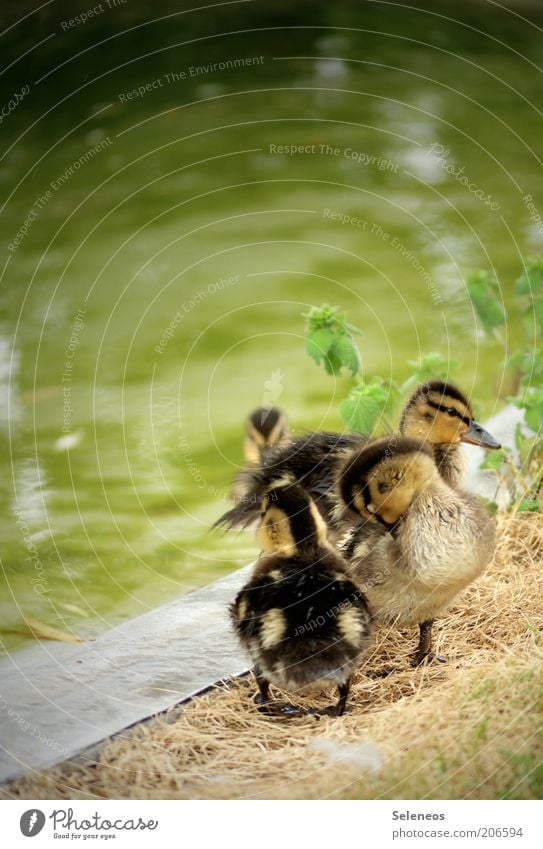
<box><xmin>339</xmin><ymin>378</ymin><xmax>395</xmax><ymax>434</ymax></box>
<box><xmin>303</xmin><ymin>305</ymin><xmax>459</xmax><ymax>437</ymax></box>
<box><xmin>466</xmin><ymin>256</ymin><xmax>543</xmax><ymax>512</ymax></box>
<box><xmin>303</xmin><ymin>304</ymin><xmax>393</xmax><ymax>433</ymax></box>
<box><xmin>304</xmin><ymin>304</ymin><xmax>361</xmax><ymax>376</ymax></box>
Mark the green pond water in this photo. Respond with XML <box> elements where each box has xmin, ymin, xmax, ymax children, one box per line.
<box><xmin>1</xmin><ymin>0</ymin><xmax>542</xmax><ymax>651</ymax></box>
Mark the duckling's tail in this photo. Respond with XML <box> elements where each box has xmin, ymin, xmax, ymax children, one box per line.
<box><xmin>212</xmin><ymin>465</ymin><xmax>295</xmax><ymax>530</ymax></box>
<box><xmin>212</xmin><ymin>500</ymin><xmax>259</xmax><ymax>531</ymax></box>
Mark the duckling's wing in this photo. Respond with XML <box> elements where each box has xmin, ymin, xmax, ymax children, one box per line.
<box><xmin>212</xmin><ymin>502</ymin><xmax>255</xmax><ymax>531</ymax></box>
<box><xmin>213</xmin><ymin>466</ymin><xmax>276</xmax><ymax>530</ymax></box>
<box><xmin>213</xmin><ymin>431</ymin><xmax>364</xmax><ymax>530</ymax></box>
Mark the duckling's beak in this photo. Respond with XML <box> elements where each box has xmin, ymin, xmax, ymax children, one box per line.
<box><xmin>461</xmin><ymin>420</ymin><xmax>501</xmax><ymax>450</ymax></box>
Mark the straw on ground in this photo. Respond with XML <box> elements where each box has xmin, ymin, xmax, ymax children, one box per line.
<box><xmin>2</xmin><ymin>512</ymin><xmax>542</xmax><ymax>800</ymax></box>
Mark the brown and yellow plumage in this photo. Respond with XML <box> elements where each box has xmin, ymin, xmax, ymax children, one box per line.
<box><xmin>230</xmin><ymin>484</ymin><xmax>373</xmax><ymax>716</ymax></box>
<box><xmin>336</xmin><ymin>436</ymin><xmax>496</xmax><ymax>665</ymax></box>
<box><xmin>217</xmin><ymin>382</ymin><xmax>500</xmax><ymax>534</ymax></box>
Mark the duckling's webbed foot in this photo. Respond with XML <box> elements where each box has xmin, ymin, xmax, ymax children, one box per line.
<box><xmin>251</xmin><ymin>670</ymin><xmax>306</xmax><ymax>716</ymax></box>
<box><xmin>367</xmin><ymin>666</ymin><xmax>398</xmax><ymax>679</ymax></box>
<box><xmin>412</xmin><ymin>620</ymin><xmax>447</xmax><ymax>666</ymax></box>
<box><xmin>335</xmin><ymin>681</ymin><xmax>350</xmax><ymax>716</ymax></box>
<box><xmin>311</xmin><ymin>680</ymin><xmax>351</xmax><ymax>717</ymax></box>
<box><xmin>257</xmin><ymin>701</ymin><xmax>307</xmax><ymax>717</ymax></box>
<box><xmin>253</xmin><ymin>668</ymin><xmax>270</xmax><ymax>704</ymax></box>
<box><xmin>415</xmin><ymin>651</ymin><xmax>447</xmax><ymax>666</ymax></box>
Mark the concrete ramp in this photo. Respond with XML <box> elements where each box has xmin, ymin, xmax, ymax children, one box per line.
<box><xmin>0</xmin><ymin>564</ymin><xmax>251</xmax><ymax>784</ymax></box>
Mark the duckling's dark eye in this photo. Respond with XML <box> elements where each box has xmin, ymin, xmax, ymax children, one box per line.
<box><xmin>445</xmin><ymin>407</ymin><xmax>457</xmax><ymax>417</ymax></box>
<box><xmin>378</xmin><ymin>482</ymin><xmax>390</xmax><ymax>494</ymax></box>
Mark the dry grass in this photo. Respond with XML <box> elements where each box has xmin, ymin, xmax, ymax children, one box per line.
<box><xmin>2</xmin><ymin>512</ymin><xmax>543</xmax><ymax>800</ymax></box>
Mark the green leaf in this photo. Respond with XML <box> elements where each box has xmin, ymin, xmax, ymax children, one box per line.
<box><xmin>534</xmin><ymin>298</ymin><xmax>543</xmax><ymax>336</ymax></box>
<box><xmin>479</xmin><ymin>447</ymin><xmax>509</xmax><ymax>472</ymax></box>
<box><xmin>329</xmin><ymin>333</ymin><xmax>361</xmax><ymax>375</ymax></box>
<box><xmin>339</xmin><ymin>380</ymin><xmax>390</xmax><ymax>434</ymax></box>
<box><xmin>524</xmin><ymin>404</ymin><xmax>543</xmax><ymax>433</ymax></box>
<box><xmin>507</xmin><ymin>349</ymin><xmax>543</xmax><ymax>382</ymax></box>
<box><xmin>519</xmin><ymin>439</ymin><xmax>539</xmax><ymax>468</ymax></box>
<box><xmin>323</xmin><ymin>348</ymin><xmax>344</xmax><ymax>376</ymax></box>
<box><xmin>466</xmin><ymin>270</ymin><xmax>506</xmax><ymax>335</ymax></box>
<box><xmin>340</xmin><ymin>395</ymin><xmax>381</xmax><ymax>434</ymax></box>
<box><xmin>304</xmin><ymin>303</ymin><xmax>345</xmax><ymax>332</ymax></box>
<box><xmin>304</xmin><ymin>304</ymin><xmax>362</xmax><ymax>376</ymax></box>
<box><xmin>514</xmin><ymin>255</ymin><xmax>543</xmax><ymax>297</ymax></box>
<box><xmin>512</xmin><ymin>387</ymin><xmax>543</xmax><ymax>433</ymax></box>
<box><xmin>517</xmin><ymin>498</ymin><xmax>541</xmax><ymax>513</ymax></box>
<box><xmin>514</xmin><ymin>256</ymin><xmax>543</xmax><ymax>337</ymax></box>
<box><xmin>403</xmin><ymin>352</ymin><xmax>459</xmax><ymax>392</ymax></box>
<box><xmin>303</xmin><ymin>303</ymin><xmax>362</xmax><ymax>334</ymax></box>
<box><xmin>306</xmin><ymin>327</ymin><xmax>334</xmax><ymax>364</ymax></box>
<box><xmin>363</xmin><ymin>382</ymin><xmax>390</xmax><ymax>408</ymax></box>
<box><xmin>479</xmin><ymin>497</ymin><xmax>499</xmax><ymax>516</ymax></box>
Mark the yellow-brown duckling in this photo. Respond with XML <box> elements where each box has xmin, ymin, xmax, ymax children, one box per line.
<box><xmin>230</xmin><ymin>484</ymin><xmax>373</xmax><ymax>716</ymax></box>
<box><xmin>231</xmin><ymin>406</ymin><xmax>291</xmax><ymax>503</ymax></box>
<box><xmin>217</xmin><ymin>381</ymin><xmax>499</xmax><ymax>532</ymax></box>
<box><xmin>243</xmin><ymin>406</ymin><xmax>290</xmax><ymax>466</ymax></box>
<box><xmin>337</xmin><ymin>436</ymin><xmax>496</xmax><ymax>666</ymax></box>
<box><xmin>398</xmin><ymin>380</ymin><xmax>500</xmax><ymax>487</ymax></box>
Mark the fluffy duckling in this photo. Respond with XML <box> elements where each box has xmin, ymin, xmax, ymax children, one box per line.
<box><xmin>230</xmin><ymin>484</ymin><xmax>373</xmax><ymax>716</ymax></box>
<box><xmin>243</xmin><ymin>406</ymin><xmax>290</xmax><ymax>466</ymax></box>
<box><xmin>330</xmin><ymin>381</ymin><xmax>501</xmax><ymax>539</ymax></box>
<box><xmin>216</xmin><ymin>381</ymin><xmax>499</xmax><ymax>531</ymax></box>
<box><xmin>226</xmin><ymin>429</ymin><xmax>363</xmax><ymax>527</ymax></box>
<box><xmin>232</xmin><ymin>406</ymin><xmax>290</xmax><ymax>503</ymax></box>
<box><xmin>336</xmin><ymin>437</ymin><xmax>496</xmax><ymax>665</ymax></box>
<box><xmin>399</xmin><ymin>380</ymin><xmax>500</xmax><ymax>487</ymax></box>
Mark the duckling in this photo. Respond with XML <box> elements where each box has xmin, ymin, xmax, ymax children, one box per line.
<box><xmin>329</xmin><ymin>380</ymin><xmax>501</xmax><ymax>539</ymax></box>
<box><xmin>243</xmin><ymin>406</ymin><xmax>290</xmax><ymax>466</ymax></box>
<box><xmin>216</xmin><ymin>381</ymin><xmax>499</xmax><ymax>531</ymax></box>
<box><xmin>232</xmin><ymin>407</ymin><xmax>290</xmax><ymax>503</ymax></box>
<box><xmin>230</xmin><ymin>484</ymin><xmax>373</xmax><ymax>716</ymax></box>
<box><xmin>226</xmin><ymin>429</ymin><xmax>363</xmax><ymax>527</ymax></box>
<box><xmin>398</xmin><ymin>380</ymin><xmax>500</xmax><ymax>487</ymax></box>
<box><xmin>336</xmin><ymin>436</ymin><xmax>496</xmax><ymax>666</ymax></box>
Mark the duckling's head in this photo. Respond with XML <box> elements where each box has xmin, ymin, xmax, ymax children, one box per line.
<box><xmin>338</xmin><ymin>437</ymin><xmax>439</xmax><ymax>527</ymax></box>
<box><xmin>256</xmin><ymin>483</ymin><xmax>328</xmax><ymax>555</ymax></box>
<box><xmin>400</xmin><ymin>381</ymin><xmax>501</xmax><ymax>449</ymax></box>
<box><xmin>244</xmin><ymin>406</ymin><xmax>290</xmax><ymax>465</ymax></box>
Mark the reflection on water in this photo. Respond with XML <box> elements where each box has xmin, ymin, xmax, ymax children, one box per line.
<box><xmin>1</xmin><ymin>0</ymin><xmax>542</xmax><ymax>650</ymax></box>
